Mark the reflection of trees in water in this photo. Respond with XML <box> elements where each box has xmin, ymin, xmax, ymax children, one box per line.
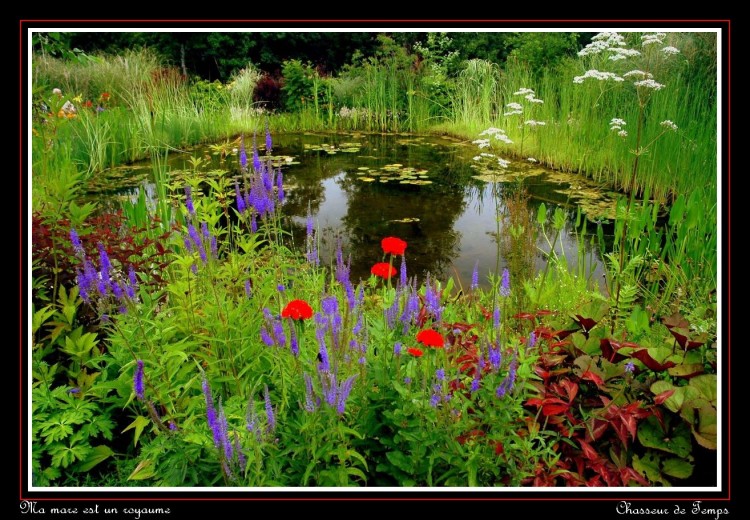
<box><xmin>336</xmin><ymin>175</ymin><xmax>466</xmax><ymax>285</ymax></box>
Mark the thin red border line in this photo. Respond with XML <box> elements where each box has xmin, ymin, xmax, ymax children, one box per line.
<box><xmin>20</xmin><ymin>21</ymin><xmax>729</xmax><ymax>499</ymax></box>
<box><xmin>725</xmin><ymin>19</ymin><xmax>731</xmax><ymax>504</ymax></box>
<box><xmin>19</xmin><ymin>19</ymin><xmax>731</xmax><ymax>23</ymax></box>
<box><xmin>21</xmin><ymin>497</ymin><xmax>732</xmax><ymax>501</ymax></box>
<box><xmin>19</xmin><ymin>18</ymin><xmax>24</xmax><ymax>501</ymax></box>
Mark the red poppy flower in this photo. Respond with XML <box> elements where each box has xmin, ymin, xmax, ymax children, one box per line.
<box><xmin>381</xmin><ymin>236</ymin><xmax>407</xmax><ymax>256</ymax></box>
<box><xmin>416</xmin><ymin>329</ymin><xmax>445</xmax><ymax>348</ymax></box>
<box><xmin>407</xmin><ymin>347</ymin><xmax>423</xmax><ymax>357</ymax></box>
<box><xmin>281</xmin><ymin>299</ymin><xmax>313</xmax><ymax>320</ymax></box>
<box><xmin>371</xmin><ymin>262</ymin><xmax>397</xmax><ymax>279</ymax></box>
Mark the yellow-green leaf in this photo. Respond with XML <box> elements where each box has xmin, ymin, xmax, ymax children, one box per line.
<box><xmin>128</xmin><ymin>459</ymin><xmax>156</xmax><ymax>481</ymax></box>
<box><xmin>122</xmin><ymin>415</ymin><xmax>150</xmax><ymax>447</ymax></box>
<box><xmin>78</xmin><ymin>445</ymin><xmax>114</xmax><ymax>472</ymax></box>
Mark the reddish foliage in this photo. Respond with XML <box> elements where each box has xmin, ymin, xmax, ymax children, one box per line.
<box><xmin>521</xmin><ymin>318</ymin><xmax>660</xmax><ymax>486</ymax></box>
<box><xmin>32</xmin><ymin>210</ymin><xmax>175</xmax><ymax>304</ymax></box>
<box><xmin>253</xmin><ymin>74</ymin><xmax>282</xmax><ymax>110</ymax></box>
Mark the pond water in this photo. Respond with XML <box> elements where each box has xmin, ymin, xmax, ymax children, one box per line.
<box><xmin>88</xmin><ymin>132</ymin><xmax>611</xmax><ymax>291</ymax></box>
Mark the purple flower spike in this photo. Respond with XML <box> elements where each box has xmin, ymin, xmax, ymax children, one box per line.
<box><xmin>276</xmin><ymin>169</ymin><xmax>284</xmax><ymax>202</ymax></box>
<box><xmin>264</xmin><ymin>385</ymin><xmax>276</xmax><ymax>433</ymax></box>
<box><xmin>202</xmin><ymin>376</ymin><xmax>220</xmax><ymax>448</ymax></box>
<box><xmin>471</xmin><ymin>260</ymin><xmax>479</xmax><ymax>291</ymax></box>
<box><xmin>133</xmin><ymin>360</ymin><xmax>144</xmax><ymax>399</ymax></box>
<box><xmin>185</xmin><ymin>186</ymin><xmax>195</xmax><ymax>215</ymax></box>
<box><xmin>500</xmin><ymin>268</ymin><xmax>511</xmax><ymax>297</ymax></box>
<box><xmin>235</xmin><ymin>183</ymin><xmax>246</xmax><ymax>214</ymax></box>
<box><xmin>70</xmin><ymin>228</ymin><xmax>83</xmax><ymax>256</ymax></box>
<box><xmin>265</xmin><ymin>121</ymin><xmax>273</xmax><ymax>153</ymax></box>
<box><xmin>239</xmin><ymin>136</ymin><xmax>248</xmax><ymax>171</ymax></box>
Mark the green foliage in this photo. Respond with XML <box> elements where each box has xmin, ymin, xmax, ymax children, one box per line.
<box><xmin>506</xmin><ymin>32</ymin><xmax>582</xmax><ymax>74</ymax></box>
<box><xmin>29</xmin><ymin>33</ymin><xmax>718</xmax><ymax>487</ymax></box>
<box><xmin>31</xmin><ymin>290</ymin><xmax>117</xmax><ymax>486</ymax></box>
<box><xmin>280</xmin><ymin>59</ymin><xmax>318</xmax><ymax>113</ymax></box>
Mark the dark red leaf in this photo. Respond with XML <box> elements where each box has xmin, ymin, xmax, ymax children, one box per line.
<box><xmin>600</xmin><ymin>338</ymin><xmax>628</xmax><ymax>363</ymax></box>
<box><xmin>629</xmin><ymin>349</ymin><xmax>677</xmax><ymax>371</ymax></box>
<box><xmin>581</xmin><ymin>370</ymin><xmax>605</xmax><ymax>389</ymax></box>
<box><xmin>542</xmin><ymin>399</ymin><xmax>570</xmax><ymax>416</ymax></box>
<box><xmin>513</xmin><ymin>312</ymin><xmax>537</xmax><ymax>325</ymax></box>
<box><xmin>584</xmin><ymin>418</ymin><xmax>609</xmax><ymax>442</ymax></box>
<box><xmin>578</xmin><ymin>439</ymin><xmax>599</xmax><ymax>460</ymax></box>
<box><xmin>573</xmin><ymin>314</ymin><xmax>598</xmax><ymax>332</ymax></box>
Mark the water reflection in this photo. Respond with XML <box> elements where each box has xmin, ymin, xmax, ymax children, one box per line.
<box><xmin>92</xmin><ymin>132</ymin><xmax>606</xmax><ymax>290</ymax></box>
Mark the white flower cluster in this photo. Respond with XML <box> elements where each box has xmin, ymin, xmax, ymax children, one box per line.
<box><xmin>504</xmin><ymin>102</ymin><xmax>523</xmax><ymax>116</ymax></box>
<box><xmin>610</xmin><ymin>117</ymin><xmax>628</xmax><ymax>137</ymax></box>
<box><xmin>525</xmin><ymin>93</ymin><xmax>544</xmax><ymax>104</ymax></box>
<box><xmin>472</xmin><ymin>139</ymin><xmax>491</xmax><ymax>149</ymax></box>
<box><xmin>607</xmin><ymin>47</ymin><xmax>642</xmax><ymax>61</ymax></box>
<box><xmin>527</xmin><ymin>157</ymin><xmax>538</xmax><ymax>163</ymax></box>
<box><xmin>573</xmin><ymin>69</ymin><xmax>625</xmax><ymax>84</ymax></box>
<box><xmin>662</xmin><ymin>46</ymin><xmax>680</xmax><ymax>56</ymax></box>
<box><xmin>634</xmin><ymin>78</ymin><xmax>665</xmax><ymax>90</ymax></box>
<box><xmin>623</xmin><ymin>70</ymin><xmax>653</xmax><ymax>79</ymax></box>
<box><xmin>497</xmin><ymin>158</ymin><xmax>510</xmax><ymax>169</ymax></box>
<box><xmin>578</xmin><ymin>32</ymin><xmax>627</xmax><ymax>56</ymax></box>
<box><xmin>479</xmin><ymin>127</ymin><xmax>504</xmax><ymax>136</ymax></box>
<box><xmin>660</xmin><ymin>120</ymin><xmax>678</xmax><ymax>131</ymax></box>
<box><xmin>494</xmin><ymin>133</ymin><xmax>513</xmax><ymax>144</ymax></box>
<box><xmin>480</xmin><ymin>152</ymin><xmax>495</xmax><ymax>157</ymax></box>
<box><xmin>525</xmin><ymin>120</ymin><xmax>546</xmax><ymax>127</ymax></box>
<box><xmin>641</xmin><ymin>32</ymin><xmax>667</xmax><ymax>46</ymax></box>
<box><xmin>513</xmin><ymin>87</ymin><xmax>535</xmax><ymax>96</ymax></box>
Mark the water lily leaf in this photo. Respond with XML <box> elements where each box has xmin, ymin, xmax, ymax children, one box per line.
<box><xmin>359</xmin><ymin>177</ymin><xmax>375</xmax><ymax>182</ymax></box>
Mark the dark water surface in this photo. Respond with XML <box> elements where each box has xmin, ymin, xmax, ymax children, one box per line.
<box><xmin>90</xmin><ymin>132</ymin><xmax>607</xmax><ymax>290</ymax></box>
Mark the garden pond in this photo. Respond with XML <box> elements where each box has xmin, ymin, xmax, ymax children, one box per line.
<box><xmin>86</xmin><ymin>132</ymin><xmax>618</xmax><ymax>290</ymax></box>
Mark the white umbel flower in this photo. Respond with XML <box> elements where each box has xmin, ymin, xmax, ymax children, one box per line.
<box><xmin>574</xmin><ymin>69</ymin><xmax>625</xmax><ymax>84</ymax></box>
<box><xmin>633</xmin><ymin>79</ymin><xmax>665</xmax><ymax>90</ymax></box>
<box><xmin>623</xmin><ymin>70</ymin><xmax>653</xmax><ymax>79</ymax></box>
<box><xmin>660</xmin><ymin>120</ymin><xmax>678</xmax><ymax>131</ymax></box>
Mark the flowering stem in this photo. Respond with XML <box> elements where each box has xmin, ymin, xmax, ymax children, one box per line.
<box><xmin>612</xmin><ymin>101</ymin><xmax>645</xmax><ymax>333</ymax></box>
